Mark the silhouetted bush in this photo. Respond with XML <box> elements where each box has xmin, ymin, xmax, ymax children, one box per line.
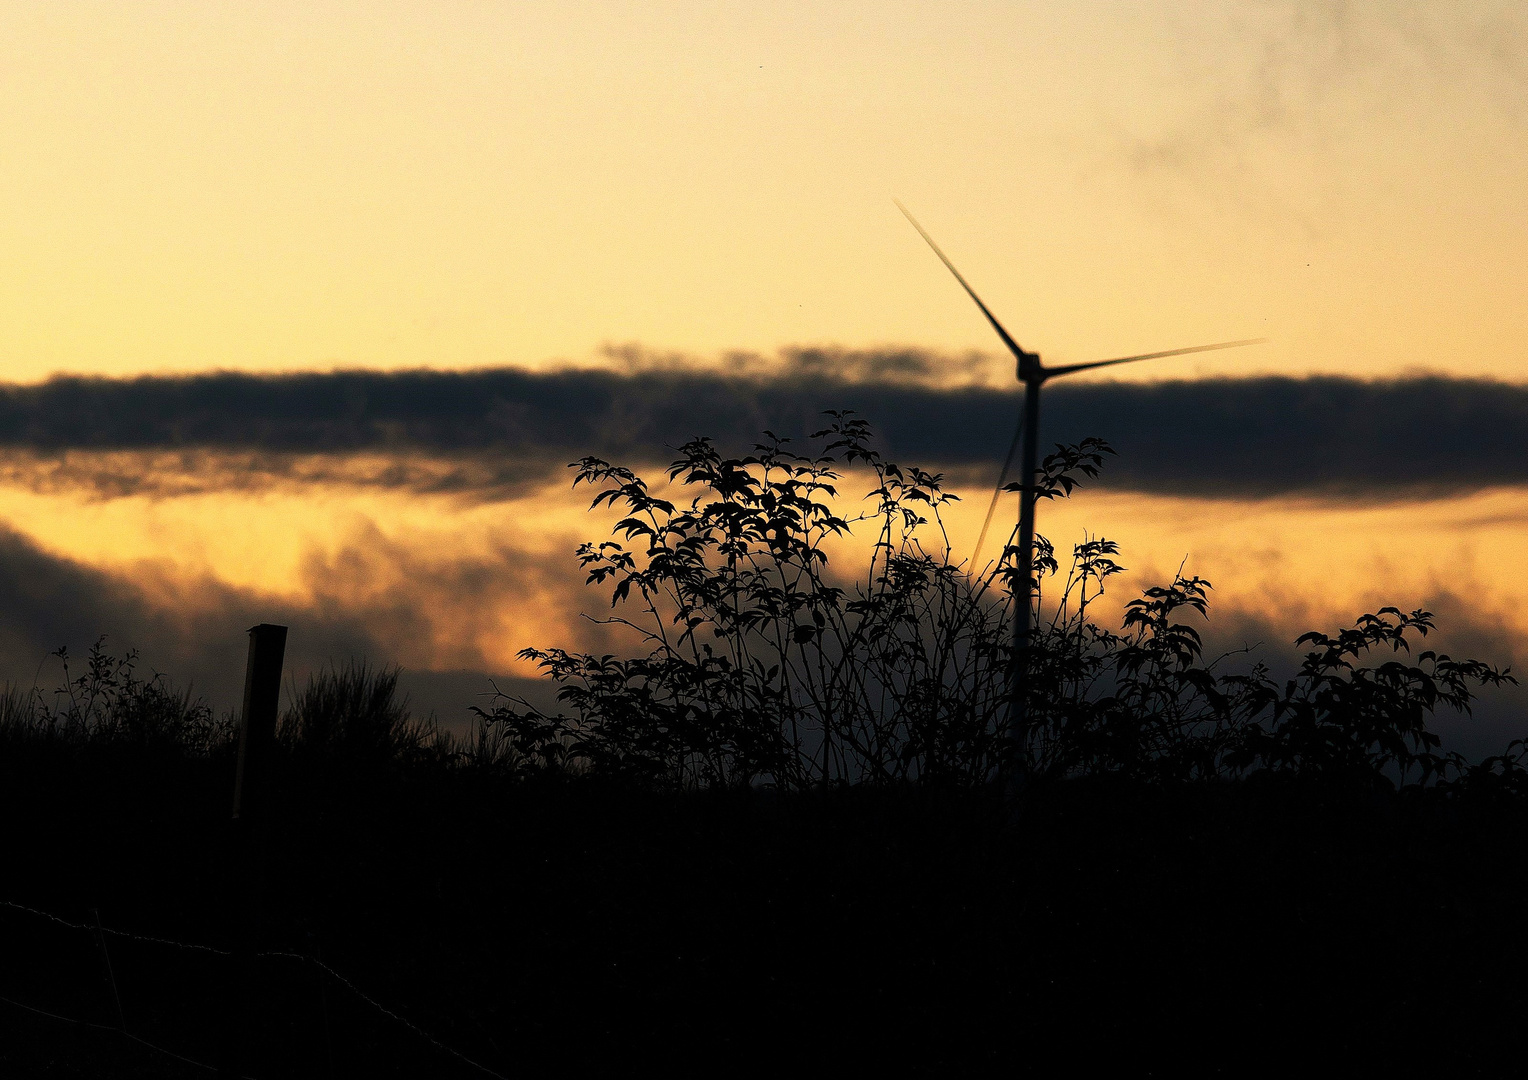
<box><xmin>479</xmin><ymin>417</ymin><xmax>1514</xmax><ymax>793</ymax></box>
<box><xmin>1230</xmin><ymin>608</ymin><xmax>1514</xmax><ymax>786</ymax></box>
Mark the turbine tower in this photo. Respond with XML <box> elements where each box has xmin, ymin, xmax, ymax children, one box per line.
<box><xmin>896</xmin><ymin>201</ymin><xmax>1264</xmax><ymax>778</ymax></box>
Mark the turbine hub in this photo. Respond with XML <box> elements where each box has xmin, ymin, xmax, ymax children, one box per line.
<box><xmin>1017</xmin><ymin>350</ymin><xmax>1042</xmax><ymax>381</ymax></box>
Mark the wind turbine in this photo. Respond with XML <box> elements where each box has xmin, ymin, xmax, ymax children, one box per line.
<box><xmin>895</xmin><ymin>201</ymin><xmax>1264</xmax><ymax>774</ymax></box>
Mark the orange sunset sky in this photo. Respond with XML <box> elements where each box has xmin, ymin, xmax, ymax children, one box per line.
<box><xmin>2</xmin><ymin>1</ymin><xmax>1524</xmax><ymax>384</ymax></box>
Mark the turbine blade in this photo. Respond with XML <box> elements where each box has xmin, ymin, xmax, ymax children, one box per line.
<box><xmin>896</xmin><ymin>200</ymin><xmax>1032</xmax><ymax>363</ymax></box>
<box><xmin>971</xmin><ymin>407</ymin><xmax>1025</xmax><ymax>571</ymax></box>
<box><xmin>1043</xmin><ymin>338</ymin><xmax>1267</xmax><ymax>380</ymax></box>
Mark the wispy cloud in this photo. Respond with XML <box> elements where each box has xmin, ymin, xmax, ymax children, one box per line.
<box><xmin>1098</xmin><ymin>1</ymin><xmax>1528</xmax><ymax>227</ymax></box>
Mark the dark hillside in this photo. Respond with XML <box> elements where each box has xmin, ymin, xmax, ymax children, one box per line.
<box><xmin>4</xmin><ymin>733</ymin><xmax>1528</xmax><ymax>1075</ymax></box>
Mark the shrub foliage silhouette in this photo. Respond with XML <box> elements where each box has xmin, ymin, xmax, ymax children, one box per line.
<box><xmin>478</xmin><ymin>417</ymin><xmax>1514</xmax><ymax>791</ymax></box>
<box><xmin>1228</xmin><ymin>609</ymin><xmax>1512</xmax><ymax>785</ymax></box>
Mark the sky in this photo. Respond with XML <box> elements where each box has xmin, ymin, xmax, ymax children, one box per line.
<box><xmin>2</xmin><ymin>1</ymin><xmax>1525</xmax><ymax>382</ymax></box>
<box><xmin>0</xmin><ymin>1</ymin><xmax>1525</xmax><ymax>750</ymax></box>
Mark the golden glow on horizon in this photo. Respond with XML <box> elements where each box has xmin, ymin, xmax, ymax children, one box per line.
<box><xmin>2</xmin><ymin>456</ymin><xmax>1526</xmax><ymax>678</ymax></box>
<box><xmin>0</xmin><ymin>2</ymin><xmax>1524</xmax><ymax>384</ymax></box>
<box><xmin>0</xmin><ymin>468</ymin><xmax>600</xmax><ymax>673</ymax></box>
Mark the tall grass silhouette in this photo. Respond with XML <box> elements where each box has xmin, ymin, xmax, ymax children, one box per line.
<box><xmin>280</xmin><ymin>661</ymin><xmax>436</xmax><ymax>764</ymax></box>
<box><xmin>0</xmin><ymin>639</ymin><xmax>229</xmax><ymax>754</ymax></box>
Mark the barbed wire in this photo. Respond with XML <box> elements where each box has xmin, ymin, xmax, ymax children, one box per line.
<box><xmin>0</xmin><ymin>991</ymin><xmax>252</xmax><ymax>1078</ymax></box>
<box><xmin>1</xmin><ymin>896</ymin><xmax>509</xmax><ymax>1079</ymax></box>
<box><xmin>0</xmin><ymin>899</ymin><xmax>231</xmax><ymax>955</ymax></box>
<box><xmin>258</xmin><ymin>951</ymin><xmax>508</xmax><ymax>1079</ymax></box>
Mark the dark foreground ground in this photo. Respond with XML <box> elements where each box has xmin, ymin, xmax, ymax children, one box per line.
<box><xmin>3</xmin><ymin>750</ymin><xmax>1526</xmax><ymax>1077</ymax></box>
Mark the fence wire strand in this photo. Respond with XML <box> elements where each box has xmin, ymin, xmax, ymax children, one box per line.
<box><xmin>2</xmin><ymin>897</ymin><xmax>509</xmax><ymax>1080</ymax></box>
<box><xmin>0</xmin><ymin>992</ymin><xmax>250</xmax><ymax>1077</ymax></box>
<box><xmin>258</xmin><ymin>951</ymin><xmax>508</xmax><ymax>1079</ymax></box>
<box><xmin>1</xmin><ymin>899</ymin><xmax>231</xmax><ymax>955</ymax></box>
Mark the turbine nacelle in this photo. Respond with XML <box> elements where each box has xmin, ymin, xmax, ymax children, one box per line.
<box><xmin>896</xmin><ymin>199</ymin><xmax>1265</xmax><ymax>573</ymax></box>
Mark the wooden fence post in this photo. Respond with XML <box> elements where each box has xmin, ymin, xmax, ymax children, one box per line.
<box><xmin>219</xmin><ymin>623</ymin><xmax>287</xmax><ymax>1079</ymax></box>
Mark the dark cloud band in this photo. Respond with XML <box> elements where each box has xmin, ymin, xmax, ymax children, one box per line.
<box><xmin>1</xmin><ymin>364</ymin><xmax>1523</xmax><ymax>497</ymax></box>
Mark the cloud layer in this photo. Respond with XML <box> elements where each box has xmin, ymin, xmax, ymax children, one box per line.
<box><xmin>2</xmin><ymin>361</ymin><xmax>1526</xmax><ymax>499</ymax></box>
